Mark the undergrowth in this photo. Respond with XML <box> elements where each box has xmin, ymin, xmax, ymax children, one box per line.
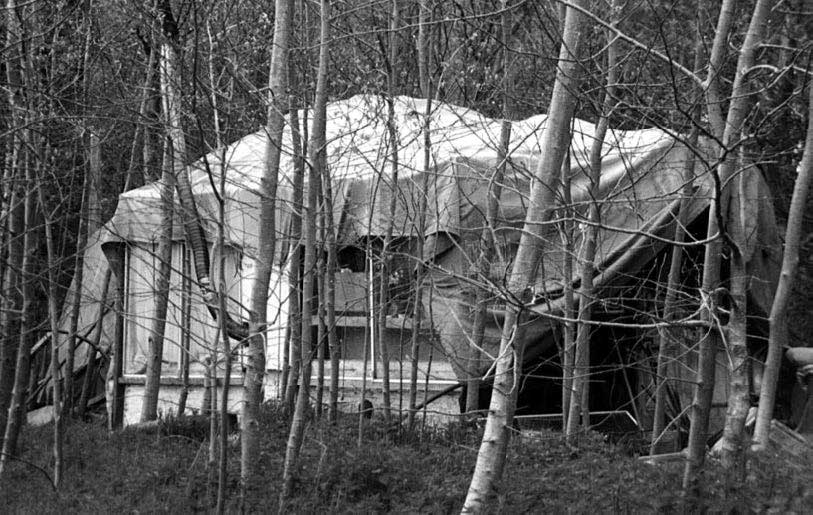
<box><xmin>0</xmin><ymin>404</ymin><xmax>810</xmax><ymax>513</ymax></box>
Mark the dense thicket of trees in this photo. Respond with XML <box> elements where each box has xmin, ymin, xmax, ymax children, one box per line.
<box><xmin>0</xmin><ymin>0</ymin><xmax>810</xmax><ymax>509</ymax></box>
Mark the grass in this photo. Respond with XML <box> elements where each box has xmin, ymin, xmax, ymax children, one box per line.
<box><xmin>1</xmin><ymin>405</ymin><xmax>811</xmax><ymax>513</ymax></box>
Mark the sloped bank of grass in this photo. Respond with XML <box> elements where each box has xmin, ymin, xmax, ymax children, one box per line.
<box><xmin>1</xmin><ymin>404</ymin><xmax>810</xmax><ymax>513</ymax></box>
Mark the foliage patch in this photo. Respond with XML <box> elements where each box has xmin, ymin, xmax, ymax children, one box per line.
<box><xmin>1</xmin><ymin>405</ymin><xmax>810</xmax><ymax>513</ymax></box>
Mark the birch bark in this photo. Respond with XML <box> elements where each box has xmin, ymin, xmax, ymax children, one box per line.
<box><xmin>753</xmin><ymin>69</ymin><xmax>813</xmax><ymax>449</ymax></box>
<box><xmin>280</xmin><ymin>0</ymin><xmax>328</xmax><ymax>503</ymax></box>
<box><xmin>683</xmin><ymin>0</ymin><xmax>773</xmax><ymax>492</ymax></box>
<box><xmin>241</xmin><ymin>0</ymin><xmax>293</xmax><ymax>490</ymax></box>
<box><xmin>462</xmin><ymin>2</ymin><xmax>586</xmax><ymax>510</ymax></box>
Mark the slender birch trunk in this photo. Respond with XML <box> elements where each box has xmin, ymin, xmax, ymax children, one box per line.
<box><xmin>74</xmin><ymin>127</ymin><xmax>104</xmax><ymax>419</ymax></box>
<box><xmin>650</xmin><ymin>19</ymin><xmax>705</xmax><ymax>447</ymax></box>
<box><xmin>142</xmin><ymin>28</ymin><xmax>163</xmax><ymax>183</ymax></box>
<box><xmin>106</xmin><ymin>243</ymin><xmax>127</xmax><ymax>430</ymax></box>
<box><xmin>377</xmin><ymin>0</ymin><xmax>401</xmax><ymax>426</ymax></box>
<box><xmin>177</xmin><ymin>307</ymin><xmax>190</xmax><ymax>417</ymax></box>
<box><xmin>322</xmin><ymin>112</ymin><xmax>340</xmax><ymax>425</ymax></box>
<box><xmin>565</xmin><ymin>0</ymin><xmax>618</xmax><ymax>441</ymax></box>
<box><xmin>0</xmin><ymin>0</ymin><xmax>25</xmax><ymax>447</ymax></box>
<box><xmin>216</xmin><ymin>293</ymin><xmax>232</xmax><ymax>514</ymax></box>
<box><xmin>753</xmin><ymin>71</ymin><xmax>813</xmax><ymax>449</ymax></box>
<box><xmin>407</xmin><ymin>0</ymin><xmax>431</xmax><ymax>432</ymax></box>
<box><xmin>241</xmin><ymin>0</ymin><xmax>292</xmax><ymax>492</ymax></box>
<box><xmin>40</xmin><ymin>184</ymin><xmax>63</xmax><ymax>488</ymax></box>
<box><xmin>683</xmin><ymin>0</ymin><xmax>772</xmax><ymax>492</ymax></box>
<box><xmin>676</xmin><ymin>0</ymin><xmax>734</xmax><ymax>480</ymax></box>
<box><xmin>650</xmin><ymin>13</ymin><xmax>706</xmax><ymax>452</ymax></box>
<box><xmin>206</xmin><ymin>354</ymin><xmax>217</xmax><ymax>468</ymax></box>
<box><xmin>283</xmin><ymin>96</ymin><xmax>304</xmax><ymax>410</ymax></box>
<box><xmin>141</xmin><ymin>137</ymin><xmax>174</xmax><ymax>422</ymax></box>
<box><xmin>462</xmin><ymin>2</ymin><xmax>585</xmax><ymax>510</ymax></box>
<box><xmin>0</xmin><ymin>139</ymin><xmax>12</xmax><ymax>312</ymax></box>
<box><xmin>63</xmin><ymin>4</ymin><xmax>95</xmax><ymax>418</ymax></box>
<box><xmin>358</xmin><ymin>245</ymin><xmax>373</xmax><ymax>447</ymax></box>
<box><xmin>649</xmin><ymin>136</ymin><xmax>697</xmax><ymax>453</ymax></box>
<box><xmin>704</xmin><ymin>0</ymin><xmax>734</xmax><ymax>140</ymax></box>
<box><xmin>0</xmin><ymin>131</ymin><xmax>36</xmax><ymax>475</ymax></box>
<box><xmin>560</xmin><ymin>153</ymin><xmax>575</xmax><ymax>430</ymax></box>
<box><xmin>468</xmin><ymin>0</ymin><xmax>512</xmax><ymax>418</ymax></box>
<box><xmin>315</xmin><ymin>201</ymin><xmax>326</xmax><ymax>419</ymax></box>
<box><xmin>281</xmin><ymin>0</ymin><xmax>328</xmax><ymax>502</ymax></box>
<box><xmin>718</xmin><ymin>148</ymin><xmax>750</xmax><ymax>483</ymax></box>
<box><xmin>63</xmin><ymin>172</ymin><xmax>89</xmax><ymax>417</ymax></box>
<box><xmin>215</xmin><ymin>136</ymin><xmax>232</xmax><ymax>515</ymax></box>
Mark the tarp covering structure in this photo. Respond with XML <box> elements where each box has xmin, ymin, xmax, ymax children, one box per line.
<box><xmin>59</xmin><ymin>94</ymin><xmax>782</xmax><ymax>409</ymax></box>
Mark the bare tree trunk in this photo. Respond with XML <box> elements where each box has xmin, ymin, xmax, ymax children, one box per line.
<box><xmin>86</xmin><ymin>131</ymin><xmax>102</xmax><ymax>233</ymax></box>
<box><xmin>0</xmin><ymin>0</ymin><xmax>25</xmax><ymax>448</ymax></box>
<box><xmin>407</xmin><ymin>0</ymin><xmax>432</xmax><ymax>432</ymax></box>
<box><xmin>282</xmin><ymin>92</ymin><xmax>305</xmax><ymax>408</ymax></box>
<box><xmin>62</xmin><ymin>4</ymin><xmax>96</xmax><ymax>418</ymax></box>
<box><xmin>177</xmin><ymin>306</ymin><xmax>190</xmax><ymax>416</ymax></box>
<box><xmin>565</xmin><ymin>1</ymin><xmax>618</xmax><ymax>442</ymax></box>
<box><xmin>0</xmin><ymin>132</ymin><xmax>36</xmax><ymax>475</ymax></box>
<box><xmin>321</xmin><ymin>115</ymin><xmax>339</xmax><ymax>425</ymax></box>
<box><xmin>560</xmin><ymin>153</ymin><xmax>575</xmax><ymax>430</ymax></box>
<box><xmin>358</xmin><ymin>246</ymin><xmax>372</xmax><ymax>447</ymax></box>
<box><xmin>215</xmin><ymin>147</ymin><xmax>232</xmax><ymax>515</ymax></box>
<box><xmin>315</xmin><ymin>216</ymin><xmax>326</xmax><ymax>419</ymax></box>
<box><xmin>279</xmin><ymin>321</ymin><xmax>291</xmax><ymax>403</ymax></box>
<box><xmin>0</xmin><ymin>138</ymin><xmax>13</xmax><ymax>333</ymax></box>
<box><xmin>106</xmin><ymin>251</ymin><xmax>126</xmax><ymax>432</ymax></box>
<box><xmin>206</xmin><ymin>355</ymin><xmax>217</xmax><ymax>471</ymax></box>
<box><xmin>703</xmin><ymin>0</ymin><xmax>734</xmax><ymax>140</ymax></box>
<box><xmin>406</xmin><ymin>261</ymin><xmax>424</xmax><ymax>430</ymax></box>
<box><xmin>462</xmin><ymin>2</ymin><xmax>585</xmax><ymax>510</ymax></box>
<box><xmin>63</xmin><ymin>173</ymin><xmax>89</xmax><ymax>417</ymax></box>
<box><xmin>753</xmin><ymin>70</ymin><xmax>813</xmax><ymax>450</ymax></box>
<box><xmin>0</xmin><ymin>156</ymin><xmax>15</xmax><ymax>432</ymax></box>
<box><xmin>142</xmin><ymin>30</ymin><xmax>162</xmax><ymax>183</ymax></box>
<box><xmin>280</xmin><ymin>0</ymin><xmax>328</xmax><ymax>503</ymax></box>
<box><xmin>40</xmin><ymin>183</ymin><xmax>63</xmax><ymax>489</ymax></box>
<box><xmin>650</xmin><ymin>21</ymin><xmax>704</xmax><ymax>448</ymax></box>
<box><xmin>677</xmin><ymin>0</ymin><xmax>735</xmax><ymax>485</ymax></box>
<box><xmin>176</xmin><ymin>177</ymin><xmax>191</xmax><ymax>418</ymax></box>
<box><xmin>682</xmin><ymin>0</ymin><xmax>772</xmax><ymax>492</ymax></box>
<box><xmin>0</xmin><ymin>0</ymin><xmax>32</xmax><ymax>466</ymax></box>
<box><xmin>718</xmin><ymin>149</ymin><xmax>750</xmax><ymax>483</ymax></box>
<box><xmin>241</xmin><ymin>0</ymin><xmax>292</xmax><ymax>494</ymax></box>
<box><xmin>468</xmin><ymin>0</ymin><xmax>512</xmax><ymax>418</ymax></box>
<box><xmin>141</xmin><ymin>135</ymin><xmax>174</xmax><ymax>422</ymax></box>
<box><xmin>650</xmin><ymin>12</ymin><xmax>706</xmax><ymax>452</ymax></box>
<box><xmin>376</xmin><ymin>0</ymin><xmax>401</xmax><ymax>427</ymax></box>
<box><xmin>216</xmin><ymin>303</ymin><xmax>232</xmax><ymax>514</ymax></box>
<box><xmin>650</xmin><ymin>143</ymin><xmax>697</xmax><ymax>453</ymax></box>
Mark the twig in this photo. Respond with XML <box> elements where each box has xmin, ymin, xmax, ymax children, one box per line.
<box><xmin>0</xmin><ymin>452</ymin><xmax>57</xmax><ymax>492</ymax></box>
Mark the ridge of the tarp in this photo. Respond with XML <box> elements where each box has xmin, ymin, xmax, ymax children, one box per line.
<box><xmin>97</xmin><ymin>94</ymin><xmax>677</xmax><ymax>253</ymax></box>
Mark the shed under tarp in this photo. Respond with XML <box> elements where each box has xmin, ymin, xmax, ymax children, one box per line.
<box><xmin>58</xmin><ymin>94</ymin><xmax>781</xmax><ymax>397</ymax></box>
